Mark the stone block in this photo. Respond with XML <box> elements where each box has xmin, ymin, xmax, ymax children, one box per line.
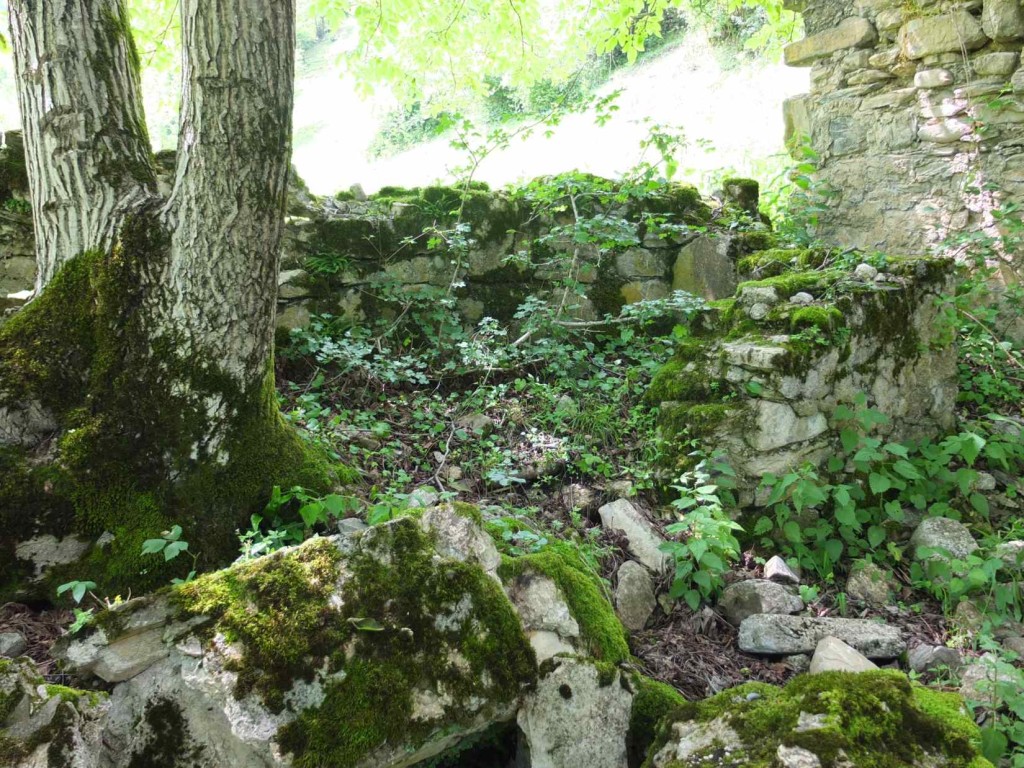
<box><xmin>749</xmin><ymin>401</ymin><xmax>828</xmax><ymax>452</ymax></box>
<box><xmin>899</xmin><ymin>12</ymin><xmax>989</xmax><ymax>60</ymax></box>
<box><xmin>783</xmin><ymin>96</ymin><xmax>813</xmax><ymax>146</ymax></box>
<box><xmin>616</xmin><ymin>247</ymin><xmax>666</xmax><ymax>278</ymax></box>
<box><xmin>738</xmin><ymin>614</ymin><xmax>906</xmax><ymax>658</ymax></box>
<box><xmin>672</xmin><ymin>236</ymin><xmax>737</xmax><ymax>301</ymax></box>
<box><xmin>809</xmin><ymin>636</ymin><xmax>878</xmax><ymax>673</ymax></box>
<box><xmin>982</xmin><ymin>0</ymin><xmax>1024</xmax><ymax>41</ymax></box>
<box><xmin>785</xmin><ymin>17</ymin><xmax>878</xmax><ymax>66</ymax></box>
<box><xmin>973</xmin><ymin>50</ymin><xmax>1020</xmax><ymax>76</ymax></box>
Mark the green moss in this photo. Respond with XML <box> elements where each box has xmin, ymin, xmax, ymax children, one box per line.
<box><xmin>790</xmin><ymin>306</ymin><xmax>844</xmax><ymax>333</ymax></box>
<box><xmin>127</xmin><ymin>698</ymin><xmax>203</xmax><ymax>768</ymax></box>
<box><xmin>737</xmin><ymin>269</ymin><xmax>833</xmax><ymax>299</ymax></box>
<box><xmin>736</xmin><ymin>248</ymin><xmax>824</xmax><ymax>278</ymax></box>
<box><xmin>42</xmin><ymin>685</ymin><xmax>106</xmax><ymax>707</ymax></box>
<box><xmin>644</xmin><ymin>359</ymin><xmax>713</xmax><ymax>404</ymax></box>
<box><xmin>733</xmin><ymin>231</ymin><xmax>778</xmax><ymax>254</ymax></box>
<box><xmin>449</xmin><ymin>501</ymin><xmax>484</xmax><ymax>526</ymax></box>
<box><xmin>643</xmin><ymin>671</ymin><xmax>991</xmax><ymax>768</ymax></box>
<box><xmin>498</xmin><ymin>544</ymin><xmax>630</xmax><ymax>664</ymax></box>
<box><xmin>628</xmin><ymin>676</ymin><xmax>686</xmax><ymax>768</ymax></box>
<box><xmin>657</xmin><ymin>402</ymin><xmax>734</xmax><ymax>439</ymax></box>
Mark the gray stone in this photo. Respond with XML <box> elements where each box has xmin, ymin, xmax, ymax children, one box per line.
<box><xmin>853</xmin><ymin>262</ymin><xmax>879</xmax><ymax>281</ymax></box>
<box><xmin>277</xmin><ymin>268</ymin><xmax>310</xmax><ymax>299</ymax></box>
<box><xmin>863</xmin><ymin>87</ymin><xmax>918</xmax><ymax>109</ymax></box>
<box><xmin>616</xmin><ymin>247</ymin><xmax>666</xmax><ymax>278</ymax></box>
<box><xmin>0</xmin><ymin>632</ymin><xmax>27</xmax><ymax>658</ymax></box>
<box><xmin>845</xmin><ymin>560</ymin><xmax>893</xmax><ymax>606</ymax></box>
<box><xmin>960</xmin><ymin>654</ymin><xmax>1017</xmax><ymax>706</ymax></box>
<box><xmin>749</xmin><ymin>401</ymin><xmax>828</xmax><ymax>452</ymax></box>
<box><xmin>649</xmin><ymin>714</ymin><xmax>742</xmax><ymax>767</ymax></box>
<box><xmin>407</xmin><ymin>486</ymin><xmax>440</xmax><ymax>509</ymax></box>
<box><xmin>559</xmin><ymin>483</ymin><xmax>600</xmax><ymax>513</ymax></box>
<box><xmin>790</xmin><ymin>291</ymin><xmax>814</xmax><ymax>305</ymax></box>
<box><xmin>718</xmin><ymin>579</ymin><xmax>804</xmax><ymax>625</ymax></box>
<box><xmin>918</xmin><ymin>119</ymin><xmax>973</xmax><ymax>143</ymax></box>
<box><xmin>847</xmin><ymin>68</ymin><xmax>894</xmax><ymax>85</ymax></box>
<box><xmin>275</xmin><ymin>302</ymin><xmax>311</xmax><ymax>331</ymax></box>
<box><xmin>1002</xmin><ymin>636</ymin><xmax>1024</xmax><ymax>656</ymax></box>
<box><xmin>507</xmin><ymin>573</ymin><xmax>580</xmax><ymax>661</ymax></box>
<box><xmin>421</xmin><ymin>503</ymin><xmax>501</xmax><ymax>578</ymax></box>
<box><xmin>982</xmin><ymin>0</ymin><xmax>1024</xmax><ymax>41</ymax></box>
<box><xmin>785</xmin><ymin>17</ymin><xmax>878</xmax><ymax>66</ymax></box>
<box><xmin>518</xmin><ymin>658</ymin><xmax>634</xmax><ymax>768</ymax></box>
<box><xmin>910</xmin><ymin>517</ymin><xmax>979</xmax><ymax>562</ymax></box>
<box><xmin>974</xmin><ymin>471</ymin><xmax>997</xmax><ymax>491</ymax></box>
<box><xmin>784</xmin><ymin>654</ymin><xmax>812</xmax><ymax>673</ymax></box>
<box><xmin>738</xmin><ymin>614</ymin><xmax>906</xmax><ymax>658</ymax></box>
<box><xmin>908</xmin><ymin>644</ymin><xmax>963</xmax><ymax>673</ymax></box>
<box><xmin>914</xmin><ymin>68</ymin><xmax>954</xmax><ymax>88</ymax></box>
<box><xmin>764</xmin><ymin>555</ymin><xmax>801</xmax><ymax>585</ymax></box>
<box><xmin>748</xmin><ymin>301</ymin><xmax>771</xmax><ymax>320</ymax></box>
<box><xmin>722</xmin><ymin>342</ymin><xmax>789</xmax><ymax>371</ymax></box>
<box><xmin>899</xmin><ymin>12</ymin><xmax>989</xmax><ymax>59</ymax></box>
<box><xmin>868</xmin><ymin>48</ymin><xmax>900</xmax><ymax>68</ymax></box>
<box><xmin>615</xmin><ymin>561</ymin><xmax>657</xmax><ymax>632</ymax></box>
<box><xmin>738</xmin><ymin>284</ymin><xmax>781</xmax><ymax>306</ymax></box>
<box><xmin>456</xmin><ymin>412</ymin><xmax>495</xmax><ymax>435</ymax></box>
<box><xmin>809</xmin><ymin>636</ymin><xmax>878</xmax><ymax>673</ymax></box>
<box><xmin>1013</xmin><ymin>67</ymin><xmax>1024</xmax><ymax>93</ymax></box>
<box><xmin>973</xmin><ymin>51</ymin><xmax>1020</xmax><ymax>77</ymax></box>
<box><xmin>777</xmin><ymin>745</ymin><xmax>822</xmax><ymax>768</ymax></box>
<box><xmin>994</xmin><ymin>540</ymin><xmax>1024</xmax><ymax>570</ymax></box>
<box><xmin>597</xmin><ymin>499</ymin><xmax>670</xmax><ymax>573</ymax></box>
<box><xmin>336</xmin><ymin>517</ymin><xmax>368</xmax><ymax>537</ymax></box>
<box><xmin>14</xmin><ymin>534</ymin><xmax>92</xmax><ymax>580</ymax></box>
<box><xmin>348</xmin><ymin>183</ymin><xmax>368</xmax><ymax>201</ymax></box>
<box><xmin>672</xmin><ymin>236</ymin><xmax>737</xmax><ymax>301</ymax></box>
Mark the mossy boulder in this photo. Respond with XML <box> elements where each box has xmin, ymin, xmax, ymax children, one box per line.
<box><xmin>10</xmin><ymin>508</ymin><xmax>540</xmax><ymax>767</ymax></box>
<box><xmin>644</xmin><ymin>670</ymin><xmax>992</xmax><ymax>768</ymax></box>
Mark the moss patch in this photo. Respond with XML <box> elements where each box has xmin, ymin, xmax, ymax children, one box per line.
<box><xmin>644</xmin><ymin>671</ymin><xmax>991</xmax><ymax>768</ymax></box>
<box><xmin>498</xmin><ymin>544</ymin><xmax>630</xmax><ymax>664</ymax></box>
<box><xmin>628</xmin><ymin>676</ymin><xmax>686</xmax><ymax>768</ymax></box>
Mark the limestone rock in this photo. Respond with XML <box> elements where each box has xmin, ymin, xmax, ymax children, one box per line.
<box><xmin>455</xmin><ymin>412</ymin><xmax>495</xmax><ymax>435</ymax></box>
<box><xmin>421</xmin><ymin>503</ymin><xmax>501</xmax><ymax>578</ymax></box>
<box><xmin>518</xmin><ymin>658</ymin><xmax>634</xmax><ymax>768</ymax></box>
<box><xmin>900</xmin><ymin>12</ymin><xmax>989</xmax><ymax>60</ymax></box>
<box><xmin>749</xmin><ymin>401</ymin><xmax>828</xmax><ymax>452</ymax></box>
<box><xmin>982</xmin><ymin>0</ymin><xmax>1024</xmax><ymax>41</ymax></box>
<box><xmin>845</xmin><ymin>560</ymin><xmax>893</xmax><ymax>606</ymax></box>
<box><xmin>31</xmin><ymin>515</ymin><xmax>540</xmax><ymax>768</ymax></box>
<box><xmin>597</xmin><ymin>499</ymin><xmax>670</xmax><ymax>573</ymax></box>
<box><xmin>1013</xmin><ymin>66</ymin><xmax>1024</xmax><ymax>93</ymax></box>
<box><xmin>785</xmin><ymin>17</ymin><xmax>878</xmax><ymax>66</ymax></box>
<box><xmin>918</xmin><ymin>119</ymin><xmax>973</xmax><ymax>143</ymax></box>
<box><xmin>853</xmin><ymin>262</ymin><xmax>878</xmax><ymax>281</ymax></box>
<box><xmin>616</xmin><ymin>247</ymin><xmax>666</xmax><ymax>278</ymax></box>
<box><xmin>914</xmin><ymin>68</ymin><xmax>954</xmax><ymax>88</ymax></box>
<box><xmin>649</xmin><ymin>715</ymin><xmax>742</xmax><ymax>767</ymax></box>
<box><xmin>910</xmin><ymin>517</ymin><xmax>979</xmax><ymax>562</ymax></box>
<box><xmin>615</xmin><ymin>561</ymin><xmax>657</xmax><ymax>632</ymax></box>
<box><xmin>908</xmin><ymin>644</ymin><xmax>963</xmax><ymax>673</ymax></box>
<box><xmin>559</xmin><ymin>483</ymin><xmax>600</xmax><ymax>513</ymax></box>
<box><xmin>718</xmin><ymin>579</ymin><xmax>804</xmax><ymax>626</ymax></box>
<box><xmin>764</xmin><ymin>555</ymin><xmax>801</xmax><ymax>585</ymax></box>
<box><xmin>738</xmin><ymin>614</ymin><xmax>906</xmax><ymax>658</ymax></box>
<box><xmin>960</xmin><ymin>654</ymin><xmax>1017</xmax><ymax>706</ymax></box>
<box><xmin>973</xmin><ymin>51</ymin><xmax>1020</xmax><ymax>76</ymax></box>
<box><xmin>994</xmin><ymin>540</ymin><xmax>1024</xmax><ymax>571</ymax></box>
<box><xmin>809</xmin><ymin>636</ymin><xmax>878</xmax><ymax>673</ymax></box>
<box><xmin>777</xmin><ymin>744</ymin><xmax>822</xmax><ymax>768</ymax></box>
<box><xmin>672</xmin><ymin>236</ymin><xmax>737</xmax><ymax>301</ymax></box>
<box><xmin>0</xmin><ymin>631</ymin><xmax>27</xmax><ymax>658</ymax></box>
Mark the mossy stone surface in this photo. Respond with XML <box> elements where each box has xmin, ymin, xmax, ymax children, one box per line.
<box><xmin>644</xmin><ymin>670</ymin><xmax>992</xmax><ymax>768</ymax></box>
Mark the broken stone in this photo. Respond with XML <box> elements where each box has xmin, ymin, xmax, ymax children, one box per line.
<box><xmin>0</xmin><ymin>632</ymin><xmax>28</xmax><ymax>658</ymax></box>
<box><xmin>764</xmin><ymin>556</ymin><xmax>801</xmax><ymax>586</ymax></box>
<box><xmin>777</xmin><ymin>744</ymin><xmax>822</xmax><ymax>768</ymax></box>
<box><xmin>809</xmin><ymin>636</ymin><xmax>878</xmax><ymax>674</ymax></box>
<box><xmin>597</xmin><ymin>499</ymin><xmax>670</xmax><ymax>573</ymax></box>
<box><xmin>785</xmin><ymin>17</ymin><xmax>878</xmax><ymax>66</ymax></box>
<box><xmin>973</xmin><ymin>51</ymin><xmax>1020</xmax><ymax>77</ymax></box>
<box><xmin>790</xmin><ymin>292</ymin><xmax>814</xmax><ymax>305</ymax></box>
<box><xmin>982</xmin><ymin>0</ymin><xmax>1024</xmax><ymax>41</ymax></box>
<box><xmin>910</xmin><ymin>517</ymin><xmax>979</xmax><ymax>562</ymax></box>
<box><xmin>914</xmin><ymin>68</ymin><xmax>954</xmax><ymax>88</ymax></box>
<box><xmin>738</xmin><ymin>614</ymin><xmax>906</xmax><ymax>658</ymax></box>
<box><xmin>900</xmin><ymin>12</ymin><xmax>989</xmax><ymax>60</ymax></box>
<box><xmin>853</xmin><ymin>263</ymin><xmax>879</xmax><ymax>281</ymax></box>
<box><xmin>718</xmin><ymin>579</ymin><xmax>804</xmax><ymax>626</ymax></box>
<box><xmin>845</xmin><ymin>560</ymin><xmax>893</xmax><ymax>606</ymax></box>
<box><xmin>908</xmin><ymin>644</ymin><xmax>963</xmax><ymax>673</ymax></box>
<box><xmin>615</xmin><ymin>561</ymin><xmax>657</xmax><ymax>632</ymax></box>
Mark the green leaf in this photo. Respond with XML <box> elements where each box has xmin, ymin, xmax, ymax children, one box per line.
<box><xmin>970</xmin><ymin>493</ymin><xmax>990</xmax><ymax>517</ymax></box>
<box><xmin>141</xmin><ymin>538</ymin><xmax>167</xmax><ymax>555</ymax></box>
<box><xmin>980</xmin><ymin>727</ymin><xmax>1008</xmax><ymax>764</ymax></box>
<box><xmin>688</xmin><ymin>539</ymin><xmax>708</xmax><ymax>564</ymax></box>
<box><xmin>165</xmin><ymin>525</ymin><xmax>183</xmax><ymax>542</ymax></box>
<box><xmin>869</xmin><ymin>472</ymin><xmax>892</xmax><ymax>494</ymax></box>
<box><xmin>867</xmin><ymin>525</ymin><xmax>886</xmax><ymax>549</ymax></box>
<box><xmin>684</xmin><ymin>590</ymin><xmax>701</xmax><ymax>611</ymax></box>
<box><xmin>840</xmin><ymin>427</ymin><xmax>860</xmax><ymax>454</ymax></box>
<box><xmin>347</xmin><ymin>617</ymin><xmax>386</xmax><ymax>632</ymax></box>
<box><xmin>299</xmin><ymin>502</ymin><xmax>325</xmax><ymax>528</ymax></box>
<box><xmin>892</xmin><ymin>460</ymin><xmax>921</xmax><ymax>480</ymax></box>
<box><xmin>164</xmin><ymin>540</ymin><xmax>189</xmax><ymax>561</ymax></box>
<box><xmin>321</xmin><ymin>494</ymin><xmax>349</xmax><ymax>516</ymax></box>
<box><xmin>753</xmin><ymin>516</ymin><xmax>774</xmax><ymax>535</ymax></box>
<box><xmin>783</xmin><ymin>520</ymin><xmax>802</xmax><ymax>543</ymax></box>
<box><xmin>700</xmin><ymin>552</ymin><xmax>725</xmax><ymax>571</ymax></box>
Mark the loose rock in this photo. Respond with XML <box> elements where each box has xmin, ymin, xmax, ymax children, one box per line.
<box><xmin>718</xmin><ymin>579</ymin><xmax>804</xmax><ymax>626</ymax></box>
<box><xmin>597</xmin><ymin>499</ymin><xmax>670</xmax><ymax>573</ymax></box>
<box><xmin>738</xmin><ymin>614</ymin><xmax>906</xmax><ymax>658</ymax></box>
<box><xmin>809</xmin><ymin>636</ymin><xmax>878</xmax><ymax>674</ymax></box>
<box><xmin>615</xmin><ymin>561</ymin><xmax>657</xmax><ymax>632</ymax></box>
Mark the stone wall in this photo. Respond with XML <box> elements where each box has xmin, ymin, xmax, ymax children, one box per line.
<box><xmin>783</xmin><ymin>0</ymin><xmax>1024</xmax><ymax>254</ymax></box>
<box><xmin>646</xmin><ymin>254</ymin><xmax>958</xmax><ymax>497</ymax></box>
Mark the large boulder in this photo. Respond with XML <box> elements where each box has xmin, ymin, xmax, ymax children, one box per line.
<box><xmin>646</xmin><ymin>671</ymin><xmax>991</xmax><ymax>768</ymax></box>
<box><xmin>2</xmin><ymin>510</ymin><xmax>540</xmax><ymax>768</ymax></box>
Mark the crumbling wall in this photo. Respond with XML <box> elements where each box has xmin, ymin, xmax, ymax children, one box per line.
<box><xmin>783</xmin><ymin>0</ymin><xmax>1024</xmax><ymax>253</ymax></box>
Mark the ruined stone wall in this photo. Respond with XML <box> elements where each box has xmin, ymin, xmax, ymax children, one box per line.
<box><xmin>783</xmin><ymin>0</ymin><xmax>1024</xmax><ymax>254</ymax></box>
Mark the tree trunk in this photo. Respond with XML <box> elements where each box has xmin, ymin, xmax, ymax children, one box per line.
<box><xmin>0</xmin><ymin>0</ymin><xmax>335</xmax><ymax>599</ymax></box>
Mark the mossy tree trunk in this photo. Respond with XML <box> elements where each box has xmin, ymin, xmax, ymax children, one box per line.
<box><xmin>0</xmin><ymin>0</ymin><xmax>334</xmax><ymax>597</ymax></box>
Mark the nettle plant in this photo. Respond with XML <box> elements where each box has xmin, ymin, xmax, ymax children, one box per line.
<box><xmin>753</xmin><ymin>394</ymin><xmax>1024</xmax><ymax>586</ymax></box>
<box><xmin>661</xmin><ymin>452</ymin><xmax>743</xmax><ymax>610</ymax></box>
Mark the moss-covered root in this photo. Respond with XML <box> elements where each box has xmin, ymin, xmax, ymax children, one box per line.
<box><xmin>643</xmin><ymin>670</ymin><xmax>993</xmax><ymax>768</ymax></box>
<box><xmin>175</xmin><ymin>519</ymin><xmax>537</xmax><ymax>768</ymax></box>
<box><xmin>0</xmin><ymin>246</ymin><xmax>347</xmax><ymax>599</ymax></box>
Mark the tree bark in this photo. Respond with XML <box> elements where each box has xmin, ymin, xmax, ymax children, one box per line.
<box><xmin>0</xmin><ymin>0</ymin><xmax>334</xmax><ymax>598</ymax></box>
<box><xmin>8</xmin><ymin>0</ymin><xmax>156</xmax><ymax>290</ymax></box>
